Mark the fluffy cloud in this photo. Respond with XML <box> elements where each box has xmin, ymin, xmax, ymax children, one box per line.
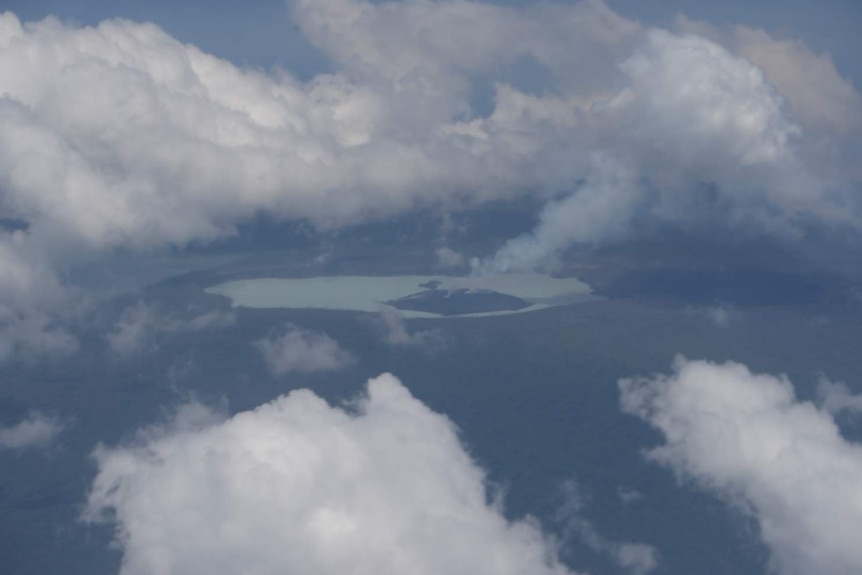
<box><xmin>0</xmin><ymin>1</ymin><xmax>641</xmax><ymax>258</ymax></box>
<box><xmin>0</xmin><ymin>240</ymin><xmax>77</xmax><ymax>361</ymax></box>
<box><xmin>480</xmin><ymin>155</ymin><xmax>641</xmax><ymax>272</ymax></box>
<box><xmin>0</xmin><ymin>310</ymin><xmax>78</xmax><ymax>362</ymax></box>
<box><xmin>107</xmin><ymin>304</ymin><xmax>154</xmax><ymax>357</ymax></box>
<box><xmin>620</xmin><ymin>358</ymin><xmax>862</xmax><ymax>575</ymax></box>
<box><xmin>256</xmin><ymin>325</ymin><xmax>354</xmax><ymax>375</ymax></box>
<box><xmin>375</xmin><ymin>307</ymin><xmax>446</xmax><ymax>351</ymax></box>
<box><xmin>481</xmin><ymin>26</ymin><xmax>842</xmax><ymax>271</ymax></box>
<box><xmin>0</xmin><ymin>0</ymin><xmax>859</xmax><ymax>351</ymax></box>
<box><xmin>108</xmin><ymin>302</ymin><xmax>236</xmax><ymax>357</ymax></box>
<box><xmin>435</xmin><ymin>247</ymin><xmax>466</xmax><ymax>270</ymax></box>
<box><xmin>617</xmin><ymin>30</ymin><xmax>797</xmax><ymax>169</ymax></box>
<box><xmin>705</xmin><ymin>306</ymin><xmax>731</xmax><ymax>327</ymax></box>
<box><xmin>817</xmin><ymin>378</ymin><xmax>862</xmax><ymax>415</ymax></box>
<box><xmin>0</xmin><ymin>411</ymin><xmax>66</xmax><ymax>450</ymax></box>
<box><xmin>734</xmin><ymin>27</ymin><xmax>862</xmax><ymax>136</ymax></box>
<box><xmin>84</xmin><ymin>373</ymin><xmax>576</xmax><ymax>575</ymax></box>
<box><xmin>557</xmin><ymin>479</ymin><xmax>658</xmax><ymax>575</ymax></box>
<box><xmin>683</xmin><ymin>305</ymin><xmax>738</xmax><ymax>328</ymax></box>
<box><xmin>675</xmin><ymin>15</ymin><xmax>862</xmax><ymax>137</ymax></box>
<box><xmin>0</xmin><ymin>1</ymin><xmax>853</xmax><ymax>257</ymax></box>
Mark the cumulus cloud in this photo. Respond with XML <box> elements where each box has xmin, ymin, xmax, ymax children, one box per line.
<box><xmin>817</xmin><ymin>378</ymin><xmax>862</xmax><ymax>415</ymax></box>
<box><xmin>557</xmin><ymin>479</ymin><xmax>658</xmax><ymax>575</ymax></box>
<box><xmin>675</xmin><ymin>15</ymin><xmax>862</xmax><ymax>136</ymax></box>
<box><xmin>375</xmin><ymin>307</ymin><xmax>446</xmax><ymax>352</ymax></box>
<box><xmin>0</xmin><ymin>311</ymin><xmax>78</xmax><ymax>362</ymax></box>
<box><xmin>84</xmin><ymin>373</ymin><xmax>576</xmax><ymax>575</ymax></box>
<box><xmin>0</xmin><ymin>1</ymin><xmax>640</xmax><ymax>261</ymax></box>
<box><xmin>684</xmin><ymin>305</ymin><xmax>738</xmax><ymax>328</ymax></box>
<box><xmin>0</xmin><ymin>240</ymin><xmax>78</xmax><ymax>361</ymax></box>
<box><xmin>256</xmin><ymin>325</ymin><xmax>354</xmax><ymax>375</ymax></box>
<box><xmin>616</xmin><ymin>487</ymin><xmax>643</xmax><ymax>505</ymax></box>
<box><xmin>620</xmin><ymin>358</ymin><xmax>862</xmax><ymax>575</ymax></box>
<box><xmin>705</xmin><ymin>306</ymin><xmax>731</xmax><ymax>327</ymax></box>
<box><xmin>0</xmin><ymin>411</ymin><xmax>66</xmax><ymax>450</ymax></box>
<box><xmin>0</xmin><ymin>0</ymin><xmax>858</xmax><ymax>352</ymax></box>
<box><xmin>481</xmin><ymin>25</ymin><xmax>842</xmax><ymax>271</ymax></box>
<box><xmin>483</xmin><ymin>26</ymin><xmax>862</xmax><ymax>269</ymax></box>
<box><xmin>107</xmin><ymin>304</ymin><xmax>154</xmax><ymax>357</ymax></box>
<box><xmin>435</xmin><ymin>246</ymin><xmax>466</xmax><ymax>270</ymax></box>
<box><xmin>617</xmin><ymin>30</ymin><xmax>798</xmax><ymax>169</ymax></box>
<box><xmin>108</xmin><ymin>302</ymin><xmax>235</xmax><ymax>357</ymax></box>
<box><xmin>734</xmin><ymin>28</ymin><xmax>862</xmax><ymax>137</ymax></box>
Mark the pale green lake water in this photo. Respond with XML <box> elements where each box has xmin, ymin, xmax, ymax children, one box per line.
<box><xmin>206</xmin><ymin>273</ymin><xmax>596</xmax><ymax>318</ymax></box>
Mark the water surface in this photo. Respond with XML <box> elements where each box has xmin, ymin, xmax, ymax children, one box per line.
<box><xmin>206</xmin><ymin>273</ymin><xmax>596</xmax><ymax>318</ymax></box>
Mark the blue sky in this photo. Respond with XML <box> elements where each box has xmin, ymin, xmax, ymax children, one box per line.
<box><xmin>1</xmin><ymin>0</ymin><xmax>328</xmax><ymax>75</ymax></box>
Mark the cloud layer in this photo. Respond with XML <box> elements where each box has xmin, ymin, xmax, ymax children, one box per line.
<box><xmin>620</xmin><ymin>358</ymin><xmax>862</xmax><ymax>575</ymax></box>
<box><xmin>84</xmin><ymin>373</ymin><xmax>575</xmax><ymax>575</ymax></box>
<box><xmin>0</xmin><ymin>0</ymin><xmax>858</xmax><ymax>350</ymax></box>
<box><xmin>1</xmin><ymin>1</ymin><xmax>857</xmax><ymax>254</ymax></box>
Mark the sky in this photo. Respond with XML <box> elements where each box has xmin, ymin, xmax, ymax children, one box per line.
<box><xmin>0</xmin><ymin>1</ymin><xmax>861</xmax><ymax>574</ymax></box>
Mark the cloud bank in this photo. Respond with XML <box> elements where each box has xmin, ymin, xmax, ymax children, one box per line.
<box><xmin>620</xmin><ymin>358</ymin><xmax>862</xmax><ymax>575</ymax></box>
<box><xmin>84</xmin><ymin>373</ymin><xmax>576</xmax><ymax>575</ymax></box>
<box><xmin>0</xmin><ymin>0</ymin><xmax>858</xmax><ymax>349</ymax></box>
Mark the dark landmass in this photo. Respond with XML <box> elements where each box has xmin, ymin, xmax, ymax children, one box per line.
<box><xmin>386</xmin><ymin>288</ymin><xmax>532</xmax><ymax>316</ymax></box>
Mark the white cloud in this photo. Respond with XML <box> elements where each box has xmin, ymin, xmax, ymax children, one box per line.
<box><xmin>675</xmin><ymin>16</ymin><xmax>862</xmax><ymax>136</ymax></box>
<box><xmin>615</xmin><ymin>544</ymin><xmax>660</xmax><ymax>575</ymax></box>
<box><xmin>0</xmin><ymin>1</ymin><xmax>641</xmax><ymax>263</ymax></box>
<box><xmin>177</xmin><ymin>309</ymin><xmax>236</xmax><ymax>332</ymax></box>
<box><xmin>0</xmin><ymin>310</ymin><xmax>78</xmax><ymax>362</ymax></box>
<box><xmin>435</xmin><ymin>246</ymin><xmax>466</xmax><ymax>270</ymax></box>
<box><xmin>0</xmin><ymin>2</ymin><xmax>851</xmax><ymax>261</ymax></box>
<box><xmin>375</xmin><ymin>307</ymin><xmax>446</xmax><ymax>351</ymax></box>
<box><xmin>481</xmin><ymin>155</ymin><xmax>640</xmax><ymax>272</ymax></box>
<box><xmin>84</xmin><ymin>373</ymin><xmax>577</xmax><ymax>575</ymax></box>
<box><xmin>256</xmin><ymin>325</ymin><xmax>354</xmax><ymax>375</ymax></box>
<box><xmin>0</xmin><ymin>411</ymin><xmax>66</xmax><ymax>450</ymax></box>
<box><xmin>108</xmin><ymin>302</ymin><xmax>236</xmax><ymax>357</ymax></box>
<box><xmin>705</xmin><ymin>306</ymin><xmax>731</xmax><ymax>327</ymax></box>
<box><xmin>0</xmin><ymin>1</ymin><xmax>858</xmax><ymax>352</ymax></box>
<box><xmin>479</xmin><ymin>24</ymin><xmax>855</xmax><ymax>271</ymax></box>
<box><xmin>557</xmin><ymin>479</ymin><xmax>659</xmax><ymax>575</ymax></box>
<box><xmin>736</xmin><ymin>27</ymin><xmax>862</xmax><ymax>135</ymax></box>
<box><xmin>682</xmin><ymin>305</ymin><xmax>738</xmax><ymax>328</ymax></box>
<box><xmin>107</xmin><ymin>303</ymin><xmax>154</xmax><ymax>357</ymax></box>
<box><xmin>817</xmin><ymin>378</ymin><xmax>862</xmax><ymax>415</ymax></box>
<box><xmin>618</xmin><ymin>30</ymin><xmax>798</xmax><ymax>168</ymax></box>
<box><xmin>617</xmin><ymin>487</ymin><xmax>643</xmax><ymax>505</ymax></box>
<box><xmin>620</xmin><ymin>357</ymin><xmax>862</xmax><ymax>575</ymax></box>
<box><xmin>682</xmin><ymin>305</ymin><xmax>739</xmax><ymax>328</ymax></box>
<box><xmin>0</xmin><ymin>240</ymin><xmax>77</xmax><ymax>361</ymax></box>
